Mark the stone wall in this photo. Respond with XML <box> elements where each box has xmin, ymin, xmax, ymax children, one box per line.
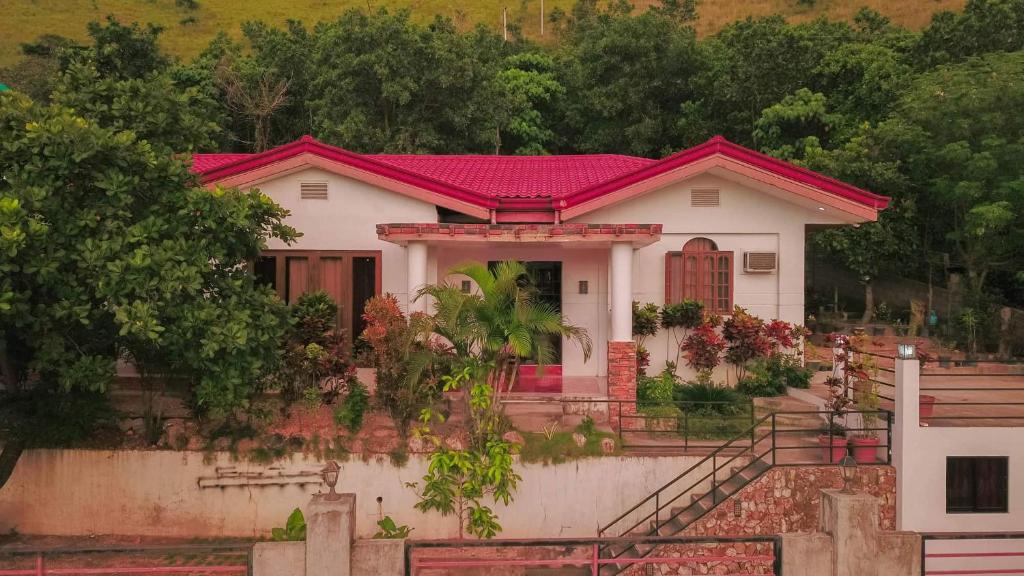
<box><xmin>684</xmin><ymin>466</ymin><xmax>896</xmax><ymax>536</ymax></box>
<box><xmin>623</xmin><ymin>466</ymin><xmax>897</xmax><ymax>575</ymax></box>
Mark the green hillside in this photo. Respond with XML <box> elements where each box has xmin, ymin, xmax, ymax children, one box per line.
<box><xmin>0</xmin><ymin>0</ymin><xmax>966</xmax><ymax>67</ymax></box>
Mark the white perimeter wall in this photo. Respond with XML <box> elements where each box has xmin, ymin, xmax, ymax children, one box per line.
<box><xmin>574</xmin><ymin>173</ymin><xmax>842</xmax><ymax>378</ymax></box>
<box><xmin>894</xmin><ymin>359</ymin><xmax>1024</xmax><ymax>532</ymax></box>
<box><xmin>0</xmin><ymin>450</ymin><xmax>708</xmax><ymax>539</ymax></box>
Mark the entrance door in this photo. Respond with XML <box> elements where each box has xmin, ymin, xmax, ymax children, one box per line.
<box><xmin>489</xmin><ymin>261</ymin><xmax>563</xmax><ymax>393</ymax></box>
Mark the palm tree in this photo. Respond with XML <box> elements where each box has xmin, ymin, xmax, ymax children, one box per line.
<box><xmin>417</xmin><ymin>260</ymin><xmax>592</xmax><ymax>397</ymax></box>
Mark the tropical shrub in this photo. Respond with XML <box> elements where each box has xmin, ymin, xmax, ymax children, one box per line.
<box><xmin>373</xmin><ymin>516</ymin><xmax>413</xmax><ymax>539</ymax></box>
<box><xmin>271</xmin><ymin>508</ymin><xmax>307</xmax><ymax>541</ymax></box>
<box><xmin>413</xmin><ymin>362</ymin><xmax>521</xmax><ymax>539</ymax></box>
<box><xmin>333</xmin><ymin>378</ymin><xmax>370</xmax><ymax>433</ymax></box>
<box><xmin>361</xmin><ymin>294</ymin><xmax>447</xmax><ymax>434</ymax></box>
<box><xmin>673</xmin><ymin>379</ymin><xmax>746</xmax><ymax>416</ymax></box>
<box><xmin>638</xmin><ymin>368</ymin><xmax>677</xmax><ymax>408</ymax></box>
<box><xmin>417</xmin><ymin>261</ymin><xmax>591</xmax><ymax>397</ymax></box>
<box><xmin>276</xmin><ymin>291</ymin><xmax>356</xmax><ymax>406</ymax></box>
<box><xmin>632</xmin><ymin>301</ymin><xmax>661</xmax><ymax>346</ymax></box>
<box><xmin>736</xmin><ymin>362</ymin><xmax>786</xmax><ymax>397</ymax></box>
<box><xmin>680</xmin><ymin>323</ymin><xmax>726</xmax><ymax>374</ymax></box>
<box><xmin>661</xmin><ymin>299</ymin><xmax>705</xmax><ymax>367</ymax></box>
<box><xmin>722</xmin><ymin>307</ymin><xmax>772</xmax><ymax>381</ymax></box>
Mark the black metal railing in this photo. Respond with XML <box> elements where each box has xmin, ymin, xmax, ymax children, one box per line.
<box><xmin>597</xmin><ymin>409</ymin><xmax>892</xmax><ymax>549</ymax></box>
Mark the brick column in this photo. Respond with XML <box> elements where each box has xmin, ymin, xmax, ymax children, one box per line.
<box><xmin>608</xmin><ymin>341</ymin><xmax>638</xmax><ymax>432</ymax></box>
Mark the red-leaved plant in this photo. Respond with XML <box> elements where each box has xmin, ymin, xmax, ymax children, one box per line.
<box><xmin>680</xmin><ymin>323</ymin><xmax>726</xmax><ymax>375</ymax></box>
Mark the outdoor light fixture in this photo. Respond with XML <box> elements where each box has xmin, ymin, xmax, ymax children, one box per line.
<box><xmin>897</xmin><ymin>343</ymin><xmax>917</xmax><ymax>360</ymax></box>
<box><xmin>839</xmin><ymin>455</ymin><xmax>857</xmax><ymax>494</ymax></box>
<box><xmin>321</xmin><ymin>460</ymin><xmax>341</xmax><ymax>501</ymax></box>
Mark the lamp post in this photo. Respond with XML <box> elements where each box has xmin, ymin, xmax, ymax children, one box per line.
<box><xmin>897</xmin><ymin>343</ymin><xmax>916</xmax><ymax>360</ymax></box>
<box><xmin>321</xmin><ymin>460</ymin><xmax>341</xmax><ymax>501</ymax></box>
<box><xmin>839</xmin><ymin>454</ymin><xmax>857</xmax><ymax>494</ymax></box>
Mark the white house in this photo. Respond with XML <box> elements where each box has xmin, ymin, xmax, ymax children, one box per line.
<box><xmin>192</xmin><ymin>135</ymin><xmax>888</xmax><ymax>398</ymax></box>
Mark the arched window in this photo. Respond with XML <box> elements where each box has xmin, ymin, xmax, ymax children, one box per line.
<box><xmin>665</xmin><ymin>237</ymin><xmax>733</xmax><ymax>313</ymax></box>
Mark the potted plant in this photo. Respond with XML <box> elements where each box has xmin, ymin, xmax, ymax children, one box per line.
<box><xmin>818</xmin><ymin>418</ymin><xmax>848</xmax><ymax>463</ymax></box>
<box><xmin>851</xmin><ymin>381</ymin><xmax>882</xmax><ymax>464</ymax></box>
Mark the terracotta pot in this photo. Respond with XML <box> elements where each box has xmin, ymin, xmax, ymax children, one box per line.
<box><xmin>850</xmin><ymin>436</ymin><xmax>881</xmax><ymax>464</ymax></box>
<box><xmin>817</xmin><ymin>435</ymin><xmax>848</xmax><ymax>464</ymax></box>
<box><xmin>919</xmin><ymin>395</ymin><xmax>936</xmax><ymax>420</ymax></box>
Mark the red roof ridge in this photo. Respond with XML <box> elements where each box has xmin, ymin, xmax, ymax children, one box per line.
<box><xmin>192</xmin><ymin>135</ymin><xmax>890</xmax><ymax>215</ymax></box>
<box><xmin>559</xmin><ymin>136</ymin><xmax>891</xmax><ymax>210</ymax></box>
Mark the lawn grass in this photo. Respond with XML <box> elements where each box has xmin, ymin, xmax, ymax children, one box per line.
<box><xmin>0</xmin><ymin>0</ymin><xmax>965</xmax><ymax>68</ymax></box>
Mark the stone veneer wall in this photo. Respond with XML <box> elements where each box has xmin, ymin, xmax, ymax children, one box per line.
<box><xmin>624</xmin><ymin>466</ymin><xmax>896</xmax><ymax>575</ymax></box>
<box><xmin>607</xmin><ymin>341</ymin><xmax>638</xmax><ymax>431</ymax></box>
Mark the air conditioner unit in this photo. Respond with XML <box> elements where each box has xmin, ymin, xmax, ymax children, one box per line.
<box><xmin>744</xmin><ymin>251</ymin><xmax>777</xmax><ymax>273</ymax></box>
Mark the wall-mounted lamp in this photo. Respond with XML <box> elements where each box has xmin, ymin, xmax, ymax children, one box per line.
<box><xmin>461</xmin><ymin>280</ymin><xmax>472</xmax><ymax>294</ymax></box>
<box><xmin>578</xmin><ymin>280</ymin><xmax>589</xmax><ymax>295</ymax></box>
<box><xmin>897</xmin><ymin>343</ymin><xmax>916</xmax><ymax>360</ymax></box>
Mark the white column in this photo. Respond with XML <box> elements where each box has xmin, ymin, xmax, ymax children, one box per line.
<box><xmin>893</xmin><ymin>355</ymin><xmax>920</xmax><ymax>531</ymax></box>
<box><xmin>406</xmin><ymin>241</ymin><xmax>428</xmax><ymax>314</ymax></box>
<box><xmin>610</xmin><ymin>241</ymin><xmax>634</xmax><ymax>342</ymax></box>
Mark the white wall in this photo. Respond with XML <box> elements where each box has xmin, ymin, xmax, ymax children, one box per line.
<box><xmin>0</xmin><ymin>450</ymin><xmax>708</xmax><ymax>540</ymax></box>
<box><xmin>572</xmin><ymin>173</ymin><xmax>840</xmax><ymax>378</ymax></box>
<box><xmin>894</xmin><ymin>359</ymin><xmax>1024</xmax><ymax>532</ymax></box>
<box><xmin>253</xmin><ymin>167</ymin><xmax>438</xmax><ymax>311</ymax></box>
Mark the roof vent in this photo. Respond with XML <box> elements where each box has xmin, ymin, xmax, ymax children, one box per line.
<box><xmin>691</xmin><ymin>188</ymin><xmax>720</xmax><ymax>207</ymax></box>
<box><xmin>744</xmin><ymin>252</ymin><xmax>778</xmax><ymax>273</ymax></box>
<box><xmin>300</xmin><ymin>181</ymin><xmax>329</xmax><ymax>200</ymax></box>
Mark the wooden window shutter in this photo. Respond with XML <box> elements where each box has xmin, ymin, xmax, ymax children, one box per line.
<box><xmin>300</xmin><ymin>181</ymin><xmax>329</xmax><ymax>199</ymax></box>
<box><xmin>665</xmin><ymin>252</ymin><xmax>684</xmax><ymax>305</ymax></box>
<box><xmin>691</xmin><ymin>188</ymin><xmax>720</xmax><ymax>207</ymax></box>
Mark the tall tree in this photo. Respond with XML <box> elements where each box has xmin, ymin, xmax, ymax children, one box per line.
<box><xmin>0</xmin><ymin>93</ymin><xmax>296</xmax><ymax>459</ymax></box>
<box><xmin>556</xmin><ymin>5</ymin><xmax>706</xmax><ymax>155</ymax></box>
<box><xmin>309</xmin><ymin>9</ymin><xmax>508</xmax><ymax>153</ymax></box>
<box><xmin>874</xmin><ymin>51</ymin><xmax>1024</xmax><ymax>301</ymax></box>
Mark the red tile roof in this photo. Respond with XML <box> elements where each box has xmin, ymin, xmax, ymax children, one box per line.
<box><xmin>192</xmin><ymin>148</ymin><xmax>652</xmax><ymax>200</ymax></box>
<box><xmin>191</xmin><ymin>135</ymin><xmax>890</xmax><ymax>216</ymax></box>
<box><xmin>364</xmin><ymin>154</ymin><xmax>655</xmax><ymax>199</ymax></box>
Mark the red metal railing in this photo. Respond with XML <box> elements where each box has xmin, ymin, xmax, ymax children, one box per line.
<box><xmin>406</xmin><ymin>535</ymin><xmax>781</xmax><ymax>576</ymax></box>
<box><xmin>923</xmin><ymin>533</ymin><xmax>1024</xmax><ymax>576</ymax></box>
<box><xmin>0</xmin><ymin>544</ymin><xmax>250</xmax><ymax>576</ymax></box>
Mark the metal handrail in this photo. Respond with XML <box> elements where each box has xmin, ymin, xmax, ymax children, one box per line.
<box><xmin>599</xmin><ymin>409</ymin><xmax>893</xmax><ymax>540</ymax></box>
<box><xmin>598</xmin><ymin>412</ymin><xmax>772</xmax><ymax>538</ymax></box>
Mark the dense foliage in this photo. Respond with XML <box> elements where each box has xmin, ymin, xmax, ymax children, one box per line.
<box><xmin>3</xmin><ymin>0</ymin><xmax>1022</xmax><ymax>329</ymax></box>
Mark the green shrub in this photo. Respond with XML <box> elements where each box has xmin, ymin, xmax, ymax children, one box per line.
<box><xmin>374</xmin><ymin>516</ymin><xmax>413</xmax><ymax>539</ymax></box>
<box><xmin>737</xmin><ymin>354</ymin><xmax>812</xmax><ymax>396</ymax></box>
<box><xmin>673</xmin><ymin>379</ymin><xmax>745</xmax><ymax>415</ymax></box>
<box><xmin>771</xmin><ymin>353</ymin><xmax>813</xmax><ymax>389</ymax></box>
<box><xmin>575</xmin><ymin>415</ymin><xmax>597</xmax><ymax>438</ymax></box>
<box><xmin>661</xmin><ymin>299</ymin><xmax>704</xmax><ymax>330</ymax></box>
<box><xmin>271</xmin><ymin>508</ymin><xmax>306</xmax><ymax>541</ymax></box>
<box><xmin>333</xmin><ymin>378</ymin><xmax>370</xmax><ymax>432</ymax></box>
<box><xmin>638</xmin><ymin>368</ymin><xmax>676</xmax><ymax>407</ymax></box>
<box><xmin>736</xmin><ymin>362</ymin><xmax>786</xmax><ymax>397</ymax></box>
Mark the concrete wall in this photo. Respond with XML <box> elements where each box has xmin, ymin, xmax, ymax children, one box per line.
<box><xmin>576</xmin><ymin>173</ymin><xmax>842</xmax><ymax>377</ymax></box>
<box><xmin>894</xmin><ymin>358</ymin><xmax>1024</xmax><ymax>532</ymax></box>
<box><xmin>0</xmin><ymin>449</ymin><xmax>709</xmax><ymax>540</ymax></box>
